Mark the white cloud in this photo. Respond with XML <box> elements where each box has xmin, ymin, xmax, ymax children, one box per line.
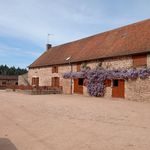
<box><xmin>1</xmin><ymin>0</ymin><xmax>148</xmax><ymax>47</ymax></box>
<box><xmin>0</xmin><ymin>0</ymin><xmax>149</xmax><ymax>68</ymax></box>
<box><xmin>0</xmin><ymin>43</ymin><xmax>41</xmax><ymax>57</ymax></box>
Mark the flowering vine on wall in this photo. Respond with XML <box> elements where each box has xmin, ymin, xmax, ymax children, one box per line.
<box><xmin>63</xmin><ymin>67</ymin><xmax>150</xmax><ymax>97</ymax></box>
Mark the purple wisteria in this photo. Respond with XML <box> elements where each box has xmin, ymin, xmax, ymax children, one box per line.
<box><xmin>63</xmin><ymin>67</ymin><xmax>150</xmax><ymax>97</ymax></box>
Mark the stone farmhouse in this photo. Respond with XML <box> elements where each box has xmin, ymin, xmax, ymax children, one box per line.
<box><xmin>28</xmin><ymin>19</ymin><xmax>150</xmax><ymax>101</ymax></box>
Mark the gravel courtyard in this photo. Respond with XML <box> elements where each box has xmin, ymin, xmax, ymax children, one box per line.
<box><xmin>0</xmin><ymin>91</ymin><xmax>150</xmax><ymax>150</ymax></box>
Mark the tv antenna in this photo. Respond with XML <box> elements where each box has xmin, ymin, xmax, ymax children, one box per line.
<box><xmin>47</xmin><ymin>34</ymin><xmax>54</xmax><ymax>44</ymax></box>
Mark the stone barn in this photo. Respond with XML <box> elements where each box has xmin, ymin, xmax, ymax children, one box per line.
<box><xmin>0</xmin><ymin>75</ymin><xmax>18</xmax><ymax>89</ymax></box>
<box><xmin>28</xmin><ymin>19</ymin><xmax>150</xmax><ymax>101</ymax></box>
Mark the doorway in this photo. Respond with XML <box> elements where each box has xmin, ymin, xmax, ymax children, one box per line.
<box><xmin>74</xmin><ymin>78</ymin><xmax>83</xmax><ymax>94</ymax></box>
<box><xmin>112</xmin><ymin>79</ymin><xmax>125</xmax><ymax>98</ymax></box>
<box><xmin>51</xmin><ymin>77</ymin><xmax>60</xmax><ymax>87</ymax></box>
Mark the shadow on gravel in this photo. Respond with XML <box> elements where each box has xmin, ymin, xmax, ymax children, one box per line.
<box><xmin>0</xmin><ymin>138</ymin><xmax>17</xmax><ymax>150</ymax></box>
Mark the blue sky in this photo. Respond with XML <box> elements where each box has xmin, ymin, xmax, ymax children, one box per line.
<box><xmin>0</xmin><ymin>0</ymin><xmax>149</xmax><ymax>68</ymax></box>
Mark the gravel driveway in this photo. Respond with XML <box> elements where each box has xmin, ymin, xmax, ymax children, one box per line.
<box><xmin>0</xmin><ymin>91</ymin><xmax>150</xmax><ymax>150</ymax></box>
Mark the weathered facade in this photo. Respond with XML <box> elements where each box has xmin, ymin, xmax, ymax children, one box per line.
<box><xmin>18</xmin><ymin>73</ymin><xmax>29</xmax><ymax>86</ymax></box>
<box><xmin>28</xmin><ymin>19</ymin><xmax>150</xmax><ymax>101</ymax></box>
<box><xmin>28</xmin><ymin>54</ymin><xmax>150</xmax><ymax>101</ymax></box>
<box><xmin>0</xmin><ymin>75</ymin><xmax>18</xmax><ymax>89</ymax></box>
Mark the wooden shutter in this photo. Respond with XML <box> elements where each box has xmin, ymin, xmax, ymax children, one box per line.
<box><xmin>32</xmin><ymin>78</ymin><xmax>35</xmax><ymax>85</ymax></box>
<box><xmin>77</xmin><ymin>64</ymin><xmax>81</xmax><ymax>72</ymax></box>
<box><xmin>35</xmin><ymin>77</ymin><xmax>39</xmax><ymax>86</ymax></box>
<box><xmin>51</xmin><ymin>77</ymin><xmax>54</xmax><ymax>86</ymax></box>
<box><xmin>104</xmin><ymin>79</ymin><xmax>111</xmax><ymax>87</ymax></box>
<box><xmin>52</xmin><ymin>66</ymin><xmax>58</xmax><ymax>73</ymax></box>
<box><xmin>55</xmin><ymin>77</ymin><xmax>59</xmax><ymax>87</ymax></box>
<box><xmin>133</xmin><ymin>54</ymin><xmax>147</xmax><ymax>67</ymax></box>
<box><xmin>32</xmin><ymin>77</ymin><xmax>39</xmax><ymax>86</ymax></box>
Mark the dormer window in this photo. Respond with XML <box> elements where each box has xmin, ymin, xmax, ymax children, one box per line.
<box><xmin>52</xmin><ymin>66</ymin><xmax>58</xmax><ymax>73</ymax></box>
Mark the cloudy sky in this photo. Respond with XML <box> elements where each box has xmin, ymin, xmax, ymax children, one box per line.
<box><xmin>0</xmin><ymin>0</ymin><xmax>149</xmax><ymax>68</ymax></box>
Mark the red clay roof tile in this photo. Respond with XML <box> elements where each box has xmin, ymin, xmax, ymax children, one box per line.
<box><xmin>29</xmin><ymin>19</ymin><xmax>150</xmax><ymax>68</ymax></box>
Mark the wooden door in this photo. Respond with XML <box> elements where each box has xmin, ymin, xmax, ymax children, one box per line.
<box><xmin>52</xmin><ymin>77</ymin><xmax>59</xmax><ymax>87</ymax></box>
<box><xmin>74</xmin><ymin>78</ymin><xmax>83</xmax><ymax>94</ymax></box>
<box><xmin>55</xmin><ymin>77</ymin><xmax>59</xmax><ymax>87</ymax></box>
<box><xmin>32</xmin><ymin>77</ymin><xmax>39</xmax><ymax>86</ymax></box>
<box><xmin>112</xmin><ymin>79</ymin><xmax>125</xmax><ymax>98</ymax></box>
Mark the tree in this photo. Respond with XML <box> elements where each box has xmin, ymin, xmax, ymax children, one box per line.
<box><xmin>0</xmin><ymin>65</ymin><xmax>27</xmax><ymax>75</ymax></box>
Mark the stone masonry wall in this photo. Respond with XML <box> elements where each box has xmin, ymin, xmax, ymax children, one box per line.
<box><xmin>125</xmin><ymin>77</ymin><xmax>150</xmax><ymax>102</ymax></box>
<box><xmin>86</xmin><ymin>56</ymin><xmax>133</xmax><ymax>98</ymax></box>
<box><xmin>86</xmin><ymin>56</ymin><xmax>133</xmax><ymax>70</ymax></box>
<box><xmin>147</xmin><ymin>54</ymin><xmax>150</xmax><ymax>67</ymax></box>
<box><xmin>18</xmin><ymin>73</ymin><xmax>29</xmax><ymax>86</ymax></box>
<box><xmin>28</xmin><ymin>67</ymin><xmax>52</xmax><ymax>86</ymax></box>
<box><xmin>28</xmin><ymin>54</ymin><xmax>150</xmax><ymax>101</ymax></box>
<box><xmin>28</xmin><ymin>65</ymin><xmax>77</xmax><ymax>94</ymax></box>
<box><xmin>125</xmin><ymin>54</ymin><xmax>150</xmax><ymax>102</ymax></box>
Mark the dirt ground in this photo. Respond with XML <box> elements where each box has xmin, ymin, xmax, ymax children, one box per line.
<box><xmin>0</xmin><ymin>91</ymin><xmax>150</xmax><ymax>150</ymax></box>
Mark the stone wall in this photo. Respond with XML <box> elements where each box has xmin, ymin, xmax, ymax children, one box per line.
<box><xmin>18</xmin><ymin>73</ymin><xmax>29</xmax><ymax>86</ymax></box>
<box><xmin>147</xmin><ymin>54</ymin><xmax>150</xmax><ymax>67</ymax></box>
<box><xmin>124</xmin><ymin>54</ymin><xmax>150</xmax><ymax>102</ymax></box>
<box><xmin>28</xmin><ymin>67</ymin><xmax>52</xmax><ymax>86</ymax></box>
<box><xmin>86</xmin><ymin>56</ymin><xmax>133</xmax><ymax>98</ymax></box>
<box><xmin>102</xmin><ymin>56</ymin><xmax>133</xmax><ymax>69</ymax></box>
<box><xmin>83</xmin><ymin>86</ymin><xmax>90</xmax><ymax>96</ymax></box>
<box><xmin>125</xmin><ymin>77</ymin><xmax>150</xmax><ymax>102</ymax></box>
<box><xmin>59</xmin><ymin>65</ymin><xmax>76</xmax><ymax>94</ymax></box>
<box><xmin>86</xmin><ymin>56</ymin><xmax>133</xmax><ymax>70</ymax></box>
<box><xmin>28</xmin><ymin>54</ymin><xmax>150</xmax><ymax>101</ymax></box>
<box><xmin>28</xmin><ymin>65</ymin><xmax>77</xmax><ymax>94</ymax></box>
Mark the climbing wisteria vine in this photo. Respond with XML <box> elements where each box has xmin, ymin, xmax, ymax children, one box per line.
<box><xmin>63</xmin><ymin>67</ymin><xmax>150</xmax><ymax>97</ymax></box>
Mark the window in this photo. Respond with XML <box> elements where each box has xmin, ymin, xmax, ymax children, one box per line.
<box><xmin>2</xmin><ymin>82</ymin><xmax>6</xmax><ymax>85</ymax></box>
<box><xmin>133</xmin><ymin>54</ymin><xmax>147</xmax><ymax>67</ymax></box>
<box><xmin>104</xmin><ymin>79</ymin><xmax>111</xmax><ymax>87</ymax></box>
<box><xmin>52</xmin><ymin>66</ymin><xmax>58</xmax><ymax>73</ymax></box>
<box><xmin>77</xmin><ymin>64</ymin><xmax>81</xmax><ymax>72</ymax></box>
<box><xmin>113</xmin><ymin>80</ymin><xmax>118</xmax><ymax>87</ymax></box>
<box><xmin>78</xmin><ymin>78</ymin><xmax>84</xmax><ymax>86</ymax></box>
<box><xmin>32</xmin><ymin>77</ymin><xmax>39</xmax><ymax>86</ymax></box>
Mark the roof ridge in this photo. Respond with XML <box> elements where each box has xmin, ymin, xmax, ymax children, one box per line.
<box><xmin>29</xmin><ymin>18</ymin><xmax>150</xmax><ymax>68</ymax></box>
<box><xmin>51</xmin><ymin>18</ymin><xmax>150</xmax><ymax>49</ymax></box>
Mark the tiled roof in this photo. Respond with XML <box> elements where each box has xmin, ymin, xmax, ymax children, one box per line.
<box><xmin>29</xmin><ymin>19</ymin><xmax>150</xmax><ymax>68</ymax></box>
<box><xmin>0</xmin><ymin>75</ymin><xmax>18</xmax><ymax>80</ymax></box>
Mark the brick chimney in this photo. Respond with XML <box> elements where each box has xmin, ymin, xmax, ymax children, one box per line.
<box><xmin>46</xmin><ymin>44</ymin><xmax>52</xmax><ymax>51</ymax></box>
